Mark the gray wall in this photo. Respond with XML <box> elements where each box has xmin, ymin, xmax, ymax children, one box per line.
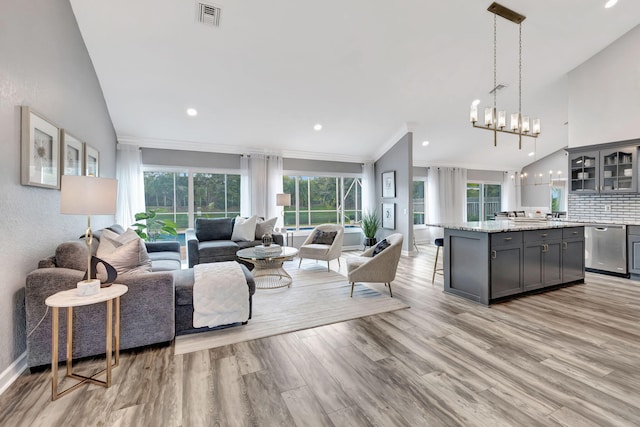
<box><xmin>467</xmin><ymin>169</ymin><xmax>504</xmax><ymax>182</ymax></box>
<box><xmin>566</xmin><ymin>25</ymin><xmax>640</xmax><ymax>219</ymax></box>
<box><xmin>284</xmin><ymin>158</ymin><xmax>362</xmax><ymax>174</ymax></box>
<box><xmin>521</xmin><ymin>148</ymin><xmax>568</xmax><ymax>208</ymax></box>
<box><xmin>0</xmin><ymin>0</ymin><xmax>116</xmax><ymax>373</ymax></box>
<box><xmin>141</xmin><ymin>148</ymin><xmax>241</xmax><ymax>169</ymax></box>
<box><xmin>375</xmin><ymin>133</ymin><xmax>413</xmax><ymax>252</ymax></box>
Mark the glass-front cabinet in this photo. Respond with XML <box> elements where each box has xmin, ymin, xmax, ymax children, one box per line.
<box><xmin>570</xmin><ymin>151</ymin><xmax>598</xmax><ymax>193</ymax></box>
<box><xmin>569</xmin><ymin>145</ymin><xmax>638</xmax><ymax>194</ymax></box>
<box><xmin>600</xmin><ymin>147</ymin><xmax>637</xmax><ymax>193</ymax></box>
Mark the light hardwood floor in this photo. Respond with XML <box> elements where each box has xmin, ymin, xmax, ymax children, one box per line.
<box><xmin>2</xmin><ymin>245</ymin><xmax>640</xmax><ymax>426</ymax></box>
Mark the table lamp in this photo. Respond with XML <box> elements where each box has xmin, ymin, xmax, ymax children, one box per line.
<box><xmin>60</xmin><ymin>175</ymin><xmax>118</xmax><ymax>296</ymax></box>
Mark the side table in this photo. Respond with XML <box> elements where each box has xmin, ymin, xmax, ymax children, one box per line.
<box><xmin>45</xmin><ymin>284</ymin><xmax>128</xmax><ymax>401</ymax></box>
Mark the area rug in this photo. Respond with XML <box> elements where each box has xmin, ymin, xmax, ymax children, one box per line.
<box><xmin>174</xmin><ymin>260</ymin><xmax>409</xmax><ymax>355</ymax></box>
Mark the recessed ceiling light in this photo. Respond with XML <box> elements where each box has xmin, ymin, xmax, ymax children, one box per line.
<box><xmin>422</xmin><ymin>140</ymin><xmax>430</xmax><ymax>146</ymax></box>
<box><xmin>605</xmin><ymin>0</ymin><xmax>618</xmax><ymax>8</ymax></box>
<box><xmin>528</xmin><ymin>152</ymin><xmax>535</xmax><ymax>156</ymax></box>
<box><xmin>186</xmin><ymin>108</ymin><xmax>198</xmax><ymax>116</ymax></box>
<box><xmin>471</xmin><ymin>99</ymin><xmax>481</xmax><ymax>107</ymax></box>
<box><xmin>313</xmin><ymin>124</ymin><xmax>322</xmax><ymax>131</ymax></box>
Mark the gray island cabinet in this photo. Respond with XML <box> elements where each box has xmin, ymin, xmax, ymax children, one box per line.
<box><xmin>437</xmin><ymin>221</ymin><xmax>585</xmax><ymax>305</ymax></box>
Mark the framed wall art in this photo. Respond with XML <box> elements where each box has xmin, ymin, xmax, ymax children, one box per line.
<box><xmin>382</xmin><ymin>203</ymin><xmax>395</xmax><ymax>229</ymax></box>
<box><xmin>61</xmin><ymin>130</ymin><xmax>84</xmax><ymax>176</ymax></box>
<box><xmin>21</xmin><ymin>106</ymin><xmax>61</xmax><ymax>189</ymax></box>
<box><xmin>382</xmin><ymin>171</ymin><xmax>395</xmax><ymax>198</ymax></box>
<box><xmin>85</xmin><ymin>144</ymin><xmax>99</xmax><ymax>176</ymax></box>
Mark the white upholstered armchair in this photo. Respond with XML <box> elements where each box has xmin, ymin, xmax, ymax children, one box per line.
<box><xmin>346</xmin><ymin>233</ymin><xmax>403</xmax><ymax>297</ymax></box>
<box><xmin>298</xmin><ymin>224</ymin><xmax>344</xmax><ymax>272</ymax></box>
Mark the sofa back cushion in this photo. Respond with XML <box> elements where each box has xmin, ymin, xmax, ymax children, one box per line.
<box><xmin>196</xmin><ymin>217</ymin><xmax>234</xmax><ymax>241</ymax></box>
<box><xmin>55</xmin><ymin>241</ymin><xmax>89</xmax><ymax>271</ymax></box>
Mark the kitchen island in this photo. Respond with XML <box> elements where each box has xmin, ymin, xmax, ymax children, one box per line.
<box><xmin>430</xmin><ymin>221</ymin><xmax>585</xmax><ymax>305</ymax></box>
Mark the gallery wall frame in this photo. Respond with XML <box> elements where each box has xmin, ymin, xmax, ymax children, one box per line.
<box><xmin>61</xmin><ymin>130</ymin><xmax>84</xmax><ymax>176</ymax></box>
<box><xmin>382</xmin><ymin>170</ymin><xmax>395</xmax><ymax>198</ymax></box>
<box><xmin>382</xmin><ymin>203</ymin><xmax>395</xmax><ymax>229</ymax></box>
<box><xmin>85</xmin><ymin>144</ymin><xmax>99</xmax><ymax>177</ymax></box>
<box><xmin>21</xmin><ymin>106</ymin><xmax>61</xmax><ymax>189</ymax></box>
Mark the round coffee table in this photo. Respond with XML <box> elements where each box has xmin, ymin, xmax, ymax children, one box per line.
<box><xmin>237</xmin><ymin>246</ymin><xmax>298</xmax><ymax>289</ymax></box>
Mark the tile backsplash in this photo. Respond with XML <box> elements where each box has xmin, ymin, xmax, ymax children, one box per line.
<box><xmin>568</xmin><ymin>193</ymin><xmax>640</xmax><ymax>223</ymax></box>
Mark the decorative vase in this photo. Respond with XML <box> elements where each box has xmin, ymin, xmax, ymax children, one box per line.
<box><xmin>364</xmin><ymin>237</ymin><xmax>377</xmax><ymax>248</ymax></box>
<box><xmin>262</xmin><ymin>233</ymin><xmax>273</xmax><ymax>247</ymax></box>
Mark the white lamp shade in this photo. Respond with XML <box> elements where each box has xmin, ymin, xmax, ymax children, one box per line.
<box><xmin>276</xmin><ymin>193</ymin><xmax>291</xmax><ymax>207</ymax></box>
<box><xmin>61</xmin><ymin>175</ymin><xmax>118</xmax><ymax>215</ymax></box>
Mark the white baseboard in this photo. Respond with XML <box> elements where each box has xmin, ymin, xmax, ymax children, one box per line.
<box><xmin>0</xmin><ymin>352</ymin><xmax>27</xmax><ymax>396</ymax></box>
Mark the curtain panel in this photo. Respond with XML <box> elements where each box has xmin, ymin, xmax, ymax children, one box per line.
<box><xmin>115</xmin><ymin>144</ymin><xmax>145</xmax><ymax>228</ymax></box>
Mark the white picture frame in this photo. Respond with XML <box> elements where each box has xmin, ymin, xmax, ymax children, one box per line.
<box><xmin>85</xmin><ymin>144</ymin><xmax>99</xmax><ymax>177</ymax></box>
<box><xmin>61</xmin><ymin>130</ymin><xmax>84</xmax><ymax>176</ymax></box>
<box><xmin>21</xmin><ymin>106</ymin><xmax>60</xmax><ymax>189</ymax></box>
<box><xmin>382</xmin><ymin>203</ymin><xmax>395</xmax><ymax>229</ymax></box>
<box><xmin>382</xmin><ymin>171</ymin><xmax>395</xmax><ymax>198</ymax></box>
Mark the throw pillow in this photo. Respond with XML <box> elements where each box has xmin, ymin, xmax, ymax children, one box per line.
<box><xmin>255</xmin><ymin>217</ymin><xmax>278</xmax><ymax>240</ymax></box>
<box><xmin>99</xmin><ymin>238</ymin><xmax>152</xmax><ymax>275</ymax></box>
<box><xmin>195</xmin><ymin>217</ymin><xmax>234</xmax><ymax>241</ymax></box>
<box><xmin>231</xmin><ymin>215</ymin><xmax>258</xmax><ymax>242</ymax></box>
<box><xmin>97</xmin><ymin>228</ymin><xmax>140</xmax><ymax>258</ymax></box>
<box><xmin>372</xmin><ymin>239</ymin><xmax>391</xmax><ymax>256</ymax></box>
<box><xmin>312</xmin><ymin>230</ymin><xmax>337</xmax><ymax>245</ymax></box>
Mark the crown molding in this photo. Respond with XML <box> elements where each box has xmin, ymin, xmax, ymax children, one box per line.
<box><xmin>118</xmin><ymin>136</ymin><xmax>372</xmax><ymax>164</ymax></box>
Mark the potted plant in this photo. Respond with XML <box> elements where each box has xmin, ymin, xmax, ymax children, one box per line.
<box><xmin>360</xmin><ymin>211</ymin><xmax>380</xmax><ymax>247</ymax></box>
<box><xmin>132</xmin><ymin>209</ymin><xmax>178</xmax><ymax>242</ymax></box>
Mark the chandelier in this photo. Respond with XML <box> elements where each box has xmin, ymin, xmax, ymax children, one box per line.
<box><xmin>470</xmin><ymin>2</ymin><xmax>540</xmax><ymax>149</ymax></box>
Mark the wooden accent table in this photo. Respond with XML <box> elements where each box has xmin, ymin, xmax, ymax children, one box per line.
<box><xmin>45</xmin><ymin>284</ymin><xmax>128</xmax><ymax>400</ymax></box>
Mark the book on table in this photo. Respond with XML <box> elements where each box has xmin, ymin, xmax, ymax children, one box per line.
<box><xmin>255</xmin><ymin>244</ymin><xmax>282</xmax><ymax>255</ymax></box>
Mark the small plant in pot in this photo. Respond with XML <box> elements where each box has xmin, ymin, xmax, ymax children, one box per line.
<box><xmin>132</xmin><ymin>209</ymin><xmax>178</xmax><ymax>242</ymax></box>
<box><xmin>361</xmin><ymin>211</ymin><xmax>380</xmax><ymax>247</ymax></box>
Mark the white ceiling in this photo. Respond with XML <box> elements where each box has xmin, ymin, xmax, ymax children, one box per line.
<box><xmin>69</xmin><ymin>0</ymin><xmax>640</xmax><ymax>170</ymax></box>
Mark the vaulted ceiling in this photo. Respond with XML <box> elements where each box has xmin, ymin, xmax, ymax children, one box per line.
<box><xmin>69</xmin><ymin>0</ymin><xmax>640</xmax><ymax>170</ymax></box>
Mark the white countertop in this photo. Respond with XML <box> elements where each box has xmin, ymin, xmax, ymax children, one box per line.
<box><xmin>426</xmin><ymin>220</ymin><xmax>585</xmax><ymax>233</ymax></box>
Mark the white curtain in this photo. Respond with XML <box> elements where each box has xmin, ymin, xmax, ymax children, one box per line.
<box><xmin>115</xmin><ymin>144</ymin><xmax>145</xmax><ymax>228</ymax></box>
<box><xmin>361</xmin><ymin>162</ymin><xmax>375</xmax><ymax>215</ymax></box>
<box><xmin>247</xmin><ymin>154</ymin><xmax>283</xmax><ymax>223</ymax></box>
<box><xmin>502</xmin><ymin>170</ymin><xmax>518</xmax><ymax>211</ymax></box>
<box><xmin>240</xmin><ymin>155</ymin><xmax>251</xmax><ymax>217</ymax></box>
<box><xmin>427</xmin><ymin>167</ymin><xmax>467</xmax><ymax>223</ymax></box>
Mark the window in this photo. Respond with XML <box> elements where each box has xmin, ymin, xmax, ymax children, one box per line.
<box><xmin>143</xmin><ymin>171</ymin><xmax>189</xmax><ymax>229</ymax></box>
<box><xmin>283</xmin><ymin>175</ymin><xmax>362</xmax><ymax>230</ymax></box>
<box><xmin>143</xmin><ymin>169</ymin><xmax>241</xmax><ymax>230</ymax></box>
<box><xmin>413</xmin><ymin>180</ymin><xmax>426</xmax><ymax>224</ymax></box>
<box><xmin>467</xmin><ymin>182</ymin><xmax>501</xmax><ymax>221</ymax></box>
<box><xmin>551</xmin><ymin>180</ymin><xmax>566</xmax><ymax>212</ymax></box>
<box><xmin>193</xmin><ymin>172</ymin><xmax>240</xmax><ymax>219</ymax></box>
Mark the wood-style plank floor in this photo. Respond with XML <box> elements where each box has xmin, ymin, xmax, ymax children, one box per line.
<box><xmin>2</xmin><ymin>245</ymin><xmax>640</xmax><ymax>426</ymax></box>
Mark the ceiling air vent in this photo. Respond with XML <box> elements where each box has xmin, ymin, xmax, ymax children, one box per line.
<box><xmin>196</xmin><ymin>2</ymin><xmax>221</xmax><ymax>27</ymax></box>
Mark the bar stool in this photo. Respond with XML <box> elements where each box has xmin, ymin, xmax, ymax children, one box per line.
<box><xmin>432</xmin><ymin>238</ymin><xmax>444</xmax><ymax>284</ymax></box>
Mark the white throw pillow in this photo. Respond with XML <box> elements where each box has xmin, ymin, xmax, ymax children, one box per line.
<box><xmin>255</xmin><ymin>217</ymin><xmax>278</xmax><ymax>239</ymax></box>
<box><xmin>96</xmin><ymin>228</ymin><xmax>151</xmax><ymax>276</ymax></box>
<box><xmin>99</xmin><ymin>238</ymin><xmax>152</xmax><ymax>275</ymax></box>
<box><xmin>231</xmin><ymin>215</ymin><xmax>257</xmax><ymax>242</ymax></box>
<box><xmin>97</xmin><ymin>228</ymin><xmax>140</xmax><ymax>257</ymax></box>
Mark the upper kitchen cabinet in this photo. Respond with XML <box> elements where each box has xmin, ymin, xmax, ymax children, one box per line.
<box><xmin>569</xmin><ymin>151</ymin><xmax>598</xmax><ymax>193</ymax></box>
<box><xmin>568</xmin><ymin>141</ymin><xmax>639</xmax><ymax>194</ymax></box>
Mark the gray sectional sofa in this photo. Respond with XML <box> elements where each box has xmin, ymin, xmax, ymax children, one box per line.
<box><xmin>25</xmin><ymin>224</ymin><xmax>255</xmax><ymax>369</ymax></box>
<box><xmin>186</xmin><ymin>217</ymin><xmax>283</xmax><ymax>268</ymax></box>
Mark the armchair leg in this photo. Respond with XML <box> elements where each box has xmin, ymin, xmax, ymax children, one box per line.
<box><xmin>299</xmin><ymin>258</ymin><xmax>303</xmax><ymax>269</ymax></box>
<box><xmin>432</xmin><ymin>245</ymin><xmax>440</xmax><ymax>284</ymax></box>
<box><xmin>387</xmin><ymin>282</ymin><xmax>393</xmax><ymax>298</ymax></box>
<box><xmin>350</xmin><ymin>282</ymin><xmax>355</xmax><ymax>297</ymax></box>
<box><xmin>337</xmin><ymin>258</ymin><xmax>341</xmax><ymax>268</ymax></box>
<box><xmin>327</xmin><ymin>261</ymin><xmax>330</xmax><ymax>272</ymax></box>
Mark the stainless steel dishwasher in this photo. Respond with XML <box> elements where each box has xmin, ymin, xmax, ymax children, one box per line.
<box><xmin>584</xmin><ymin>224</ymin><xmax>627</xmax><ymax>275</ymax></box>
